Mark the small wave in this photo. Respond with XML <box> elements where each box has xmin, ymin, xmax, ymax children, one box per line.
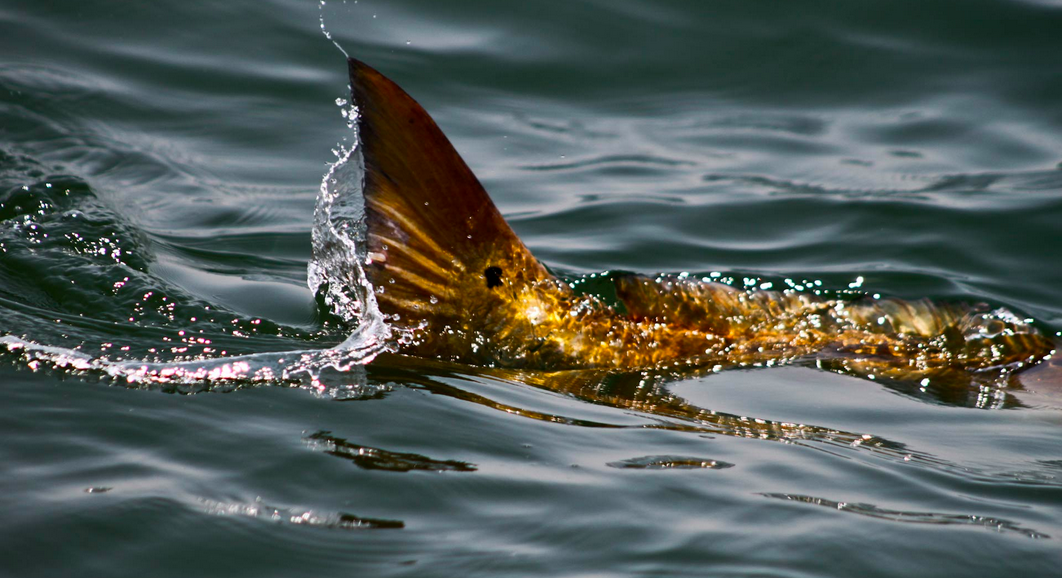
<box><xmin>762</xmin><ymin>493</ymin><xmax>1049</xmax><ymax>539</ymax></box>
<box><xmin>700</xmin><ymin>169</ymin><xmax>1062</xmax><ymax>208</ymax></box>
<box><xmin>606</xmin><ymin>455</ymin><xmax>735</xmax><ymax>470</ymax></box>
<box><xmin>199</xmin><ymin>497</ymin><xmax>403</xmax><ymax>530</ymax></box>
<box><xmin>690</xmin><ymin>113</ymin><xmax>828</xmax><ymax>137</ymax></box>
<box><xmin>523</xmin><ymin>154</ymin><xmax>694</xmax><ymax>173</ymax></box>
<box><xmin>305</xmin><ymin>430</ymin><xmax>478</xmax><ymax>473</ymax></box>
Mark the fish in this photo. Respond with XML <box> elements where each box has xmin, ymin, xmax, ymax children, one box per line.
<box><xmin>340</xmin><ymin>57</ymin><xmax>1058</xmax><ymax>391</ymax></box>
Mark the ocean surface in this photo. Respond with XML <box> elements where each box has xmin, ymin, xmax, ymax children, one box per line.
<box><xmin>3</xmin><ymin>0</ymin><xmax>1062</xmax><ymax>576</ymax></box>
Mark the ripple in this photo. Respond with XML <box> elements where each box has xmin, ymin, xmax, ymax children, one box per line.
<box><xmin>84</xmin><ymin>486</ymin><xmax>113</xmax><ymax>494</ymax></box>
<box><xmin>606</xmin><ymin>455</ymin><xmax>735</xmax><ymax>470</ymax></box>
<box><xmin>699</xmin><ymin>169</ymin><xmax>1062</xmax><ymax>210</ymax></box>
<box><xmin>762</xmin><ymin>493</ymin><xmax>1050</xmax><ymax>539</ymax></box>
<box><xmin>522</xmin><ymin>154</ymin><xmax>695</xmax><ymax>173</ymax></box>
<box><xmin>304</xmin><ymin>431</ymin><xmax>477</xmax><ymax>473</ymax></box>
<box><xmin>682</xmin><ymin>113</ymin><xmax>829</xmax><ymax>137</ymax></box>
<box><xmin>199</xmin><ymin>497</ymin><xmax>404</xmax><ymax>530</ymax></box>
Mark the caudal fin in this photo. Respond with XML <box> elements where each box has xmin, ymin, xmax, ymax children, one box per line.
<box><xmin>347</xmin><ymin>59</ymin><xmax>559</xmax><ymax>359</ymax></box>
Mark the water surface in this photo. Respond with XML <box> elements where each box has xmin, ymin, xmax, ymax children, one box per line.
<box><xmin>3</xmin><ymin>0</ymin><xmax>1062</xmax><ymax>576</ymax></box>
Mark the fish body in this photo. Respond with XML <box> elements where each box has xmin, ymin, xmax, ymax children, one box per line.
<box><xmin>341</xmin><ymin>58</ymin><xmax>1055</xmax><ymax>386</ymax></box>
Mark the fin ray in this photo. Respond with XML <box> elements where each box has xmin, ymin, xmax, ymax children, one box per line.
<box><xmin>347</xmin><ymin>58</ymin><xmax>556</xmax><ymax>358</ymax></box>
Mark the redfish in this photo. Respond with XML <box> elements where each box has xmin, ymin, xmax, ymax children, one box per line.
<box><xmin>341</xmin><ymin>58</ymin><xmax>1056</xmax><ymax>389</ymax></box>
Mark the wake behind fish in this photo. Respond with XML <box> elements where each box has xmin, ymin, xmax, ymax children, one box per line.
<box><xmin>0</xmin><ymin>327</ymin><xmax>381</xmax><ymax>395</ymax></box>
<box><xmin>1</xmin><ymin>109</ymin><xmax>395</xmax><ymax>394</ymax></box>
<box><xmin>0</xmin><ymin>313</ymin><xmax>386</xmax><ymax>397</ymax></box>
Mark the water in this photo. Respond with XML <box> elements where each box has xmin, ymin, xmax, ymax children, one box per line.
<box><xmin>3</xmin><ymin>0</ymin><xmax>1062</xmax><ymax>575</ymax></box>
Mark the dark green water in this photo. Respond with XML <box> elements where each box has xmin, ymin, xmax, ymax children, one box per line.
<box><xmin>3</xmin><ymin>0</ymin><xmax>1062</xmax><ymax>576</ymax></box>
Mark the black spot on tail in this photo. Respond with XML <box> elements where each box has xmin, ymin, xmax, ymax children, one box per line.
<box><xmin>484</xmin><ymin>266</ymin><xmax>503</xmax><ymax>288</ymax></box>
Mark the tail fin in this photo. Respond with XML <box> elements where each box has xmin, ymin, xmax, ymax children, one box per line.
<box><xmin>346</xmin><ymin>59</ymin><xmax>558</xmax><ymax>358</ymax></box>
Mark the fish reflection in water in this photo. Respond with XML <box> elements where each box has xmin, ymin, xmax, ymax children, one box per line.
<box><xmin>368</xmin><ymin>354</ymin><xmax>928</xmax><ymax>464</ymax></box>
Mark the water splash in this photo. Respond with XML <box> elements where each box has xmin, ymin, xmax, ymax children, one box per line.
<box><xmin>0</xmin><ymin>104</ymin><xmax>393</xmax><ymax>392</ymax></box>
<box><xmin>318</xmin><ymin>0</ymin><xmax>350</xmax><ymax>58</ymax></box>
<box><xmin>0</xmin><ymin>334</ymin><xmax>384</xmax><ymax>396</ymax></box>
<box><xmin>307</xmin><ymin>102</ymin><xmax>393</xmax><ymax>355</ymax></box>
